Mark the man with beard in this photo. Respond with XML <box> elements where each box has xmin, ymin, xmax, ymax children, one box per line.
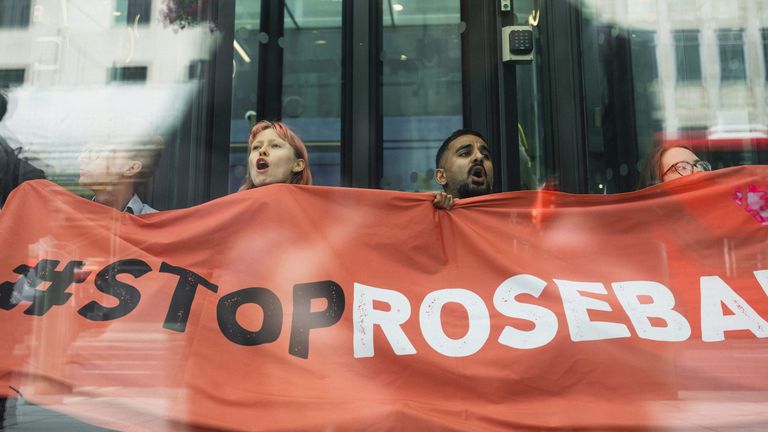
<box><xmin>432</xmin><ymin>129</ymin><xmax>494</xmax><ymax>210</ymax></box>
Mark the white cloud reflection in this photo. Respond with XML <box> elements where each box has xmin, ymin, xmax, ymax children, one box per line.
<box><xmin>1</xmin><ymin>83</ymin><xmax>196</xmax><ymax>176</ymax></box>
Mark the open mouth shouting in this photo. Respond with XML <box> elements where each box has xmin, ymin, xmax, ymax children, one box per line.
<box><xmin>469</xmin><ymin>164</ymin><xmax>487</xmax><ymax>185</ymax></box>
<box><xmin>256</xmin><ymin>157</ymin><xmax>270</xmax><ymax>173</ymax></box>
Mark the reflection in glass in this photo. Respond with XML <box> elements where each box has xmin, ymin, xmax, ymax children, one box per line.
<box><xmin>0</xmin><ymin>1</ymin><xmax>219</xmax><ymax>199</ymax></box>
<box><xmin>0</xmin><ymin>0</ymin><xmax>31</xmax><ymax>28</ymax></box>
<box><xmin>514</xmin><ymin>0</ymin><xmax>547</xmax><ymax>190</ymax></box>
<box><xmin>717</xmin><ymin>29</ymin><xmax>747</xmax><ymax>82</ymax></box>
<box><xmin>114</xmin><ymin>0</ymin><xmax>151</xmax><ymax>26</ymax></box>
<box><xmin>381</xmin><ymin>1</ymin><xmax>462</xmax><ymax>191</ymax></box>
<box><xmin>0</xmin><ymin>1</ymin><xmax>222</xmax><ymax>428</ymax></box>
<box><xmin>229</xmin><ymin>0</ymin><xmax>342</xmax><ymax>191</ymax></box>
<box><xmin>575</xmin><ymin>0</ymin><xmax>768</xmax><ymax>193</ymax></box>
<box><xmin>0</xmin><ymin>69</ymin><xmax>25</xmax><ymax>88</ymax></box>
<box><xmin>762</xmin><ymin>29</ymin><xmax>768</xmax><ymax>83</ymax></box>
<box><xmin>109</xmin><ymin>66</ymin><xmax>149</xmax><ymax>83</ymax></box>
<box><xmin>674</xmin><ymin>30</ymin><xmax>702</xmax><ymax>84</ymax></box>
<box><xmin>229</xmin><ymin>0</ymin><xmax>262</xmax><ymax>192</ymax></box>
<box><xmin>282</xmin><ymin>0</ymin><xmax>342</xmax><ymax>187</ymax></box>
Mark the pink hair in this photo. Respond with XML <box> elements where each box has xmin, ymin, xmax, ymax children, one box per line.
<box><xmin>239</xmin><ymin>120</ymin><xmax>312</xmax><ymax>191</ymax></box>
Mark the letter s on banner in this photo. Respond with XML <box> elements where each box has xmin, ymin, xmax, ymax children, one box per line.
<box><xmin>612</xmin><ymin>281</ymin><xmax>691</xmax><ymax>342</ymax></box>
<box><xmin>353</xmin><ymin>283</ymin><xmax>416</xmax><ymax>358</ymax></box>
<box><xmin>419</xmin><ymin>288</ymin><xmax>490</xmax><ymax>357</ymax></box>
<box><xmin>493</xmin><ymin>274</ymin><xmax>558</xmax><ymax>349</ymax></box>
<box><xmin>77</xmin><ymin>259</ymin><xmax>151</xmax><ymax>321</ymax></box>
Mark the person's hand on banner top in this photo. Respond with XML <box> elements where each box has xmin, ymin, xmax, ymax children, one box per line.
<box><xmin>432</xmin><ymin>191</ymin><xmax>455</xmax><ymax>210</ymax></box>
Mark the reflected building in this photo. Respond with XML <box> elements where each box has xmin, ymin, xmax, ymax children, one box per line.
<box><xmin>514</xmin><ymin>0</ymin><xmax>768</xmax><ymax>194</ymax></box>
<box><xmin>585</xmin><ymin>0</ymin><xmax>768</xmax><ymax>169</ymax></box>
<box><xmin>0</xmin><ymin>0</ymin><xmax>215</xmax><ymax>87</ymax></box>
<box><xmin>0</xmin><ymin>0</ymin><xmax>216</xmax><ymax>200</ymax></box>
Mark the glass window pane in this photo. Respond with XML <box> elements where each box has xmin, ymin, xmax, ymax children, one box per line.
<box><xmin>228</xmin><ymin>0</ymin><xmax>343</xmax><ymax>192</ymax></box>
<box><xmin>571</xmin><ymin>0</ymin><xmax>767</xmax><ymax>194</ymax></box>
<box><xmin>762</xmin><ymin>28</ymin><xmax>768</xmax><ymax>82</ymax></box>
<box><xmin>282</xmin><ymin>0</ymin><xmax>342</xmax><ymax>186</ymax></box>
<box><xmin>229</xmin><ymin>0</ymin><xmax>262</xmax><ymax>192</ymax></box>
<box><xmin>629</xmin><ymin>29</ymin><xmax>660</xmax><ymax>167</ymax></box>
<box><xmin>514</xmin><ymin>0</ymin><xmax>547</xmax><ymax>190</ymax></box>
<box><xmin>109</xmin><ymin>65</ymin><xmax>148</xmax><ymax>83</ymax></box>
<box><xmin>114</xmin><ymin>0</ymin><xmax>151</xmax><ymax>25</ymax></box>
<box><xmin>380</xmin><ymin>0</ymin><xmax>463</xmax><ymax>191</ymax></box>
<box><xmin>718</xmin><ymin>29</ymin><xmax>746</xmax><ymax>82</ymax></box>
<box><xmin>674</xmin><ymin>30</ymin><xmax>702</xmax><ymax>83</ymax></box>
<box><xmin>0</xmin><ymin>0</ymin><xmax>30</xmax><ymax>28</ymax></box>
<box><xmin>0</xmin><ymin>69</ymin><xmax>25</xmax><ymax>88</ymax></box>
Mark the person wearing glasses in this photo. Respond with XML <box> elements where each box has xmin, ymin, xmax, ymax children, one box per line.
<box><xmin>77</xmin><ymin>131</ymin><xmax>163</xmax><ymax>214</ymax></box>
<box><xmin>238</xmin><ymin>120</ymin><xmax>312</xmax><ymax>191</ymax></box>
<box><xmin>639</xmin><ymin>145</ymin><xmax>712</xmax><ymax>188</ymax></box>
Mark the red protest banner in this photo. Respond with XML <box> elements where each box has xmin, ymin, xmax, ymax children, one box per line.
<box><xmin>1</xmin><ymin>166</ymin><xmax>767</xmax><ymax>430</ymax></box>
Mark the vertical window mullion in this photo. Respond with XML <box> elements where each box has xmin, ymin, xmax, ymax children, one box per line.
<box><xmin>537</xmin><ymin>0</ymin><xmax>588</xmax><ymax>193</ymax></box>
<box><xmin>460</xmin><ymin>0</ymin><xmax>520</xmax><ymax>192</ymax></box>
<box><xmin>257</xmin><ymin>0</ymin><xmax>285</xmax><ymax>121</ymax></box>
<box><xmin>341</xmin><ymin>0</ymin><xmax>382</xmax><ymax>188</ymax></box>
<box><xmin>207</xmin><ymin>1</ymin><xmax>235</xmax><ymax>200</ymax></box>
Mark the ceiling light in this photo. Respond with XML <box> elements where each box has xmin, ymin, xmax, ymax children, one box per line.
<box><xmin>392</xmin><ymin>4</ymin><xmax>404</xmax><ymax>12</ymax></box>
<box><xmin>233</xmin><ymin>40</ymin><xmax>251</xmax><ymax>63</ymax></box>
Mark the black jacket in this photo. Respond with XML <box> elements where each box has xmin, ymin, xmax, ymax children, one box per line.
<box><xmin>0</xmin><ymin>135</ymin><xmax>45</xmax><ymax>207</ymax></box>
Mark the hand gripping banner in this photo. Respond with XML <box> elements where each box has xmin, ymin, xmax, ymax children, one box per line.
<box><xmin>1</xmin><ymin>166</ymin><xmax>768</xmax><ymax>430</ymax></box>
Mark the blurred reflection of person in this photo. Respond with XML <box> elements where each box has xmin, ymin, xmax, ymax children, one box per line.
<box><xmin>0</xmin><ymin>90</ymin><xmax>45</xmax><ymax>208</ymax></box>
<box><xmin>238</xmin><ymin>120</ymin><xmax>312</xmax><ymax>190</ymax></box>
<box><xmin>432</xmin><ymin>129</ymin><xmax>495</xmax><ymax>210</ymax></box>
<box><xmin>78</xmin><ymin>132</ymin><xmax>163</xmax><ymax>214</ymax></box>
<box><xmin>639</xmin><ymin>144</ymin><xmax>712</xmax><ymax>188</ymax></box>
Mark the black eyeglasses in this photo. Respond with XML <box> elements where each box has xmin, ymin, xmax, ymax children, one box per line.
<box><xmin>661</xmin><ymin>160</ymin><xmax>712</xmax><ymax>178</ymax></box>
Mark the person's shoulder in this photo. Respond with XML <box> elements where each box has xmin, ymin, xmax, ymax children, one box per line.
<box><xmin>0</xmin><ymin>135</ymin><xmax>20</xmax><ymax>173</ymax></box>
<box><xmin>0</xmin><ymin>134</ymin><xmax>14</xmax><ymax>156</ymax></box>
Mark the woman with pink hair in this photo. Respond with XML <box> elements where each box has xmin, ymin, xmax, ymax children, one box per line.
<box><xmin>239</xmin><ymin>120</ymin><xmax>312</xmax><ymax>191</ymax></box>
